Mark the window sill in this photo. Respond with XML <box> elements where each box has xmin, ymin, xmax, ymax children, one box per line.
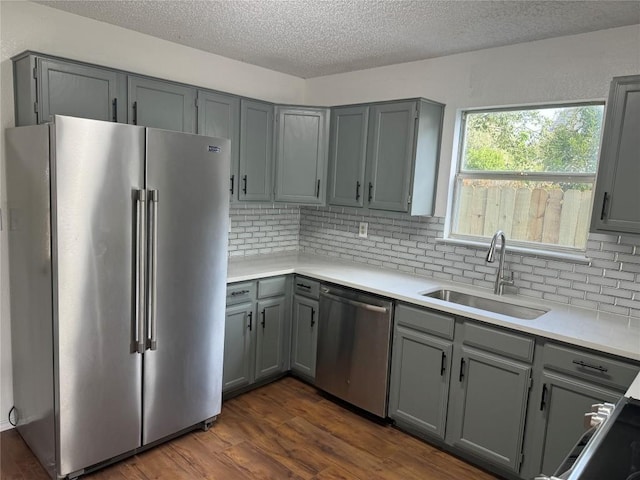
<box><xmin>436</xmin><ymin>237</ymin><xmax>591</xmax><ymax>264</ymax></box>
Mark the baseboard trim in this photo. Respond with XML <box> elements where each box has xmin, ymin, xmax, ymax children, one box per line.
<box><xmin>0</xmin><ymin>419</ymin><xmax>14</xmax><ymax>432</ymax></box>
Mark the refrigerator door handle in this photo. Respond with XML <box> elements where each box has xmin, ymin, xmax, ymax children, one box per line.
<box><xmin>147</xmin><ymin>189</ymin><xmax>159</xmax><ymax>351</ymax></box>
<box><xmin>135</xmin><ymin>189</ymin><xmax>147</xmax><ymax>354</ymax></box>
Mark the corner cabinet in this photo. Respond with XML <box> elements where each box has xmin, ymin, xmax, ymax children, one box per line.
<box><xmin>591</xmin><ymin>75</ymin><xmax>640</xmax><ymax>235</ymax></box>
<box><xmin>13</xmin><ymin>53</ymin><xmax>126</xmax><ymax>126</ymax></box>
<box><xmin>239</xmin><ymin>99</ymin><xmax>274</xmax><ymax>202</ymax></box>
<box><xmin>328</xmin><ymin>99</ymin><xmax>444</xmax><ymax>215</ymax></box>
<box><xmin>274</xmin><ymin>107</ymin><xmax>329</xmax><ymax>205</ymax></box>
<box><xmin>128</xmin><ymin>75</ymin><xmax>196</xmax><ymax>133</ymax></box>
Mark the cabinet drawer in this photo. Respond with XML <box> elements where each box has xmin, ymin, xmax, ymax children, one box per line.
<box><xmin>258</xmin><ymin>276</ymin><xmax>287</xmax><ymax>299</ymax></box>
<box><xmin>462</xmin><ymin>322</ymin><xmax>534</xmax><ymax>363</ymax></box>
<box><xmin>294</xmin><ymin>276</ymin><xmax>320</xmax><ymax>299</ymax></box>
<box><xmin>543</xmin><ymin>343</ymin><xmax>639</xmax><ymax>391</ymax></box>
<box><xmin>226</xmin><ymin>281</ymin><xmax>255</xmax><ymax>306</ymax></box>
<box><xmin>395</xmin><ymin>303</ymin><xmax>454</xmax><ymax>340</ymax></box>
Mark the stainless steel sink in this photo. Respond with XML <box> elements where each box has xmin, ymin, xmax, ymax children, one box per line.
<box><xmin>423</xmin><ymin>289</ymin><xmax>548</xmax><ymax>320</ymax></box>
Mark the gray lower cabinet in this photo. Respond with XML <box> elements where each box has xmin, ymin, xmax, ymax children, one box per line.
<box><xmin>223</xmin><ymin>302</ymin><xmax>254</xmax><ymax>391</ymax></box>
<box><xmin>591</xmin><ymin>75</ymin><xmax>640</xmax><ymax>235</ymax></box>
<box><xmin>13</xmin><ymin>53</ymin><xmax>126</xmax><ymax>126</ymax></box>
<box><xmin>534</xmin><ymin>372</ymin><xmax>619</xmax><ymax>476</ymax></box>
<box><xmin>240</xmin><ymin>99</ymin><xmax>274</xmax><ymax>201</ymax></box>
<box><xmin>524</xmin><ymin>341</ymin><xmax>639</xmax><ymax>478</ymax></box>
<box><xmin>274</xmin><ymin>107</ymin><xmax>329</xmax><ymax>204</ymax></box>
<box><xmin>255</xmin><ymin>297</ymin><xmax>287</xmax><ymax>380</ymax></box>
<box><xmin>291</xmin><ymin>295</ymin><xmax>319</xmax><ymax>378</ymax></box>
<box><xmin>197</xmin><ymin>90</ymin><xmax>240</xmax><ymax>202</ymax></box>
<box><xmin>447</xmin><ymin>346</ymin><xmax>531</xmax><ymax>473</ymax></box>
<box><xmin>388</xmin><ymin>325</ymin><xmax>452</xmax><ymax>440</ymax></box>
<box><xmin>128</xmin><ymin>75</ymin><xmax>196</xmax><ymax>133</ymax></box>
<box><xmin>224</xmin><ymin>277</ymin><xmax>290</xmax><ymax>395</ymax></box>
<box><xmin>328</xmin><ymin>105</ymin><xmax>369</xmax><ymax>207</ymax></box>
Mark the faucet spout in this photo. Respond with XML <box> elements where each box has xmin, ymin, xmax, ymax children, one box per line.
<box><xmin>486</xmin><ymin>230</ymin><xmax>513</xmax><ymax>295</ymax></box>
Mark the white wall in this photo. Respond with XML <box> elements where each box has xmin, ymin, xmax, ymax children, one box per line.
<box><xmin>304</xmin><ymin>25</ymin><xmax>640</xmax><ymax>217</ymax></box>
<box><xmin>0</xmin><ymin>0</ymin><xmax>306</xmax><ymax>431</ymax></box>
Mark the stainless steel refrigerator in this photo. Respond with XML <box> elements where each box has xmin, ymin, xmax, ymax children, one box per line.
<box><xmin>6</xmin><ymin>115</ymin><xmax>230</xmax><ymax>479</ymax></box>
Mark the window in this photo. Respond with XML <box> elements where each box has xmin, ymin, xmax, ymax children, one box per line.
<box><xmin>450</xmin><ymin>103</ymin><xmax>605</xmax><ymax>251</ymax></box>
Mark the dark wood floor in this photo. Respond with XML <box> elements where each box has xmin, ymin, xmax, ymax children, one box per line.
<box><xmin>1</xmin><ymin>377</ymin><xmax>499</xmax><ymax>479</ymax></box>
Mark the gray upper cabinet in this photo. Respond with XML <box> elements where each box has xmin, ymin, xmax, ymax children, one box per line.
<box><xmin>366</xmin><ymin>99</ymin><xmax>444</xmax><ymax>215</ymax></box>
<box><xmin>239</xmin><ymin>99</ymin><xmax>274</xmax><ymax>202</ymax></box>
<box><xmin>128</xmin><ymin>75</ymin><xmax>196</xmax><ymax>133</ymax></box>
<box><xmin>591</xmin><ymin>75</ymin><xmax>640</xmax><ymax>235</ymax></box>
<box><xmin>366</xmin><ymin>101</ymin><xmax>417</xmax><ymax>212</ymax></box>
<box><xmin>447</xmin><ymin>346</ymin><xmax>531</xmax><ymax>474</ymax></box>
<box><xmin>274</xmin><ymin>107</ymin><xmax>329</xmax><ymax>204</ymax></box>
<box><xmin>197</xmin><ymin>90</ymin><xmax>240</xmax><ymax>201</ymax></box>
<box><xmin>328</xmin><ymin>106</ymin><xmax>369</xmax><ymax>207</ymax></box>
<box><xmin>13</xmin><ymin>53</ymin><xmax>126</xmax><ymax>126</ymax></box>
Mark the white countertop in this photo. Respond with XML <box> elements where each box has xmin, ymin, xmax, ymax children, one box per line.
<box><xmin>228</xmin><ymin>252</ymin><xmax>640</xmax><ymax>362</ymax></box>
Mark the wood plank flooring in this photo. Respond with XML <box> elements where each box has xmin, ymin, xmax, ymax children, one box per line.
<box><xmin>1</xmin><ymin>377</ymin><xmax>499</xmax><ymax>480</ymax></box>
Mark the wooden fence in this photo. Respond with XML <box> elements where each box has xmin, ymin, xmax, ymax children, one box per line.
<box><xmin>454</xmin><ymin>185</ymin><xmax>592</xmax><ymax>249</ymax></box>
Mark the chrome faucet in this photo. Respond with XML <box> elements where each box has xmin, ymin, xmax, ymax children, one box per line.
<box><xmin>486</xmin><ymin>230</ymin><xmax>514</xmax><ymax>295</ymax></box>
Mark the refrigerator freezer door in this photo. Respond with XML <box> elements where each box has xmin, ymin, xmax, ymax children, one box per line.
<box><xmin>142</xmin><ymin>129</ymin><xmax>230</xmax><ymax>445</ymax></box>
<box><xmin>52</xmin><ymin>116</ymin><xmax>145</xmax><ymax>475</ymax></box>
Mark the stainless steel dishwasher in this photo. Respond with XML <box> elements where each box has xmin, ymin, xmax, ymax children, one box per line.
<box><xmin>316</xmin><ymin>284</ymin><xmax>394</xmax><ymax>418</ymax></box>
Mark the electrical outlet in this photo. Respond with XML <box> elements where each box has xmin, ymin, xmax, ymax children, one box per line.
<box><xmin>358</xmin><ymin>222</ymin><xmax>368</xmax><ymax>238</ymax></box>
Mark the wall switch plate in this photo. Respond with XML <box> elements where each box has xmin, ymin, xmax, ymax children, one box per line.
<box><xmin>358</xmin><ymin>222</ymin><xmax>368</xmax><ymax>238</ymax></box>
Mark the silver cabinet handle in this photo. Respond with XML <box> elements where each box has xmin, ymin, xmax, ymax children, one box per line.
<box><xmin>147</xmin><ymin>189</ymin><xmax>159</xmax><ymax>351</ymax></box>
<box><xmin>135</xmin><ymin>189</ymin><xmax>146</xmax><ymax>354</ymax></box>
<box><xmin>320</xmin><ymin>290</ymin><xmax>388</xmax><ymax>313</ymax></box>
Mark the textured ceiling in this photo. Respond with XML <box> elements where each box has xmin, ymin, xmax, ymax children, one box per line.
<box><xmin>36</xmin><ymin>0</ymin><xmax>640</xmax><ymax>79</ymax></box>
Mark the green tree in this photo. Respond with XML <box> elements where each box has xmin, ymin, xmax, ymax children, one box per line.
<box><xmin>463</xmin><ymin>105</ymin><xmax>603</xmax><ymax>173</ymax></box>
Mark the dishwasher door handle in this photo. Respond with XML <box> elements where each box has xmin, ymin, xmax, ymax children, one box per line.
<box><xmin>320</xmin><ymin>290</ymin><xmax>389</xmax><ymax>313</ymax></box>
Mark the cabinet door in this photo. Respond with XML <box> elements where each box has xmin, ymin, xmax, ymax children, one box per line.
<box><xmin>447</xmin><ymin>346</ymin><xmax>531</xmax><ymax>473</ymax></box>
<box><xmin>239</xmin><ymin>99</ymin><xmax>274</xmax><ymax>201</ymax></box>
<box><xmin>255</xmin><ymin>297</ymin><xmax>286</xmax><ymax>380</ymax></box>
<box><xmin>366</xmin><ymin>101</ymin><xmax>417</xmax><ymax>212</ymax></box>
<box><xmin>37</xmin><ymin>58</ymin><xmax>125</xmax><ymax>124</ymax></box>
<box><xmin>223</xmin><ymin>303</ymin><xmax>254</xmax><ymax>392</ymax></box>
<box><xmin>274</xmin><ymin>107</ymin><xmax>329</xmax><ymax>204</ymax></box>
<box><xmin>535</xmin><ymin>371</ymin><xmax>620</xmax><ymax>476</ymax></box>
<box><xmin>591</xmin><ymin>75</ymin><xmax>640</xmax><ymax>234</ymax></box>
<box><xmin>128</xmin><ymin>76</ymin><xmax>196</xmax><ymax>132</ymax></box>
<box><xmin>388</xmin><ymin>326</ymin><xmax>452</xmax><ymax>440</ymax></box>
<box><xmin>291</xmin><ymin>296</ymin><xmax>318</xmax><ymax>378</ymax></box>
<box><xmin>197</xmin><ymin>90</ymin><xmax>240</xmax><ymax>201</ymax></box>
<box><xmin>328</xmin><ymin>106</ymin><xmax>369</xmax><ymax>207</ymax></box>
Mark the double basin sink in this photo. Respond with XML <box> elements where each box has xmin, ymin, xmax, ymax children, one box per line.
<box><xmin>423</xmin><ymin>289</ymin><xmax>548</xmax><ymax>320</ymax></box>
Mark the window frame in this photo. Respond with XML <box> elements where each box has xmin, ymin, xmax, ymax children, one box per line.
<box><xmin>447</xmin><ymin>101</ymin><xmax>605</xmax><ymax>254</ymax></box>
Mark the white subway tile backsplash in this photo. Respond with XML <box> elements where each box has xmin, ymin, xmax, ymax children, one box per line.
<box><xmin>298</xmin><ymin>206</ymin><xmax>640</xmax><ymax>317</ymax></box>
<box><xmin>227</xmin><ymin>203</ymin><xmax>640</xmax><ymax>318</ymax></box>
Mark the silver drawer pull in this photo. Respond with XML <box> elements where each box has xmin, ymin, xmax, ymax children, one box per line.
<box><xmin>321</xmin><ymin>290</ymin><xmax>388</xmax><ymax>313</ymax></box>
<box><xmin>573</xmin><ymin>360</ymin><xmax>608</xmax><ymax>373</ymax></box>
